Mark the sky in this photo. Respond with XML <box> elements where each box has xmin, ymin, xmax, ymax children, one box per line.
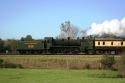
<box><xmin>0</xmin><ymin>0</ymin><xmax>125</xmax><ymax>39</ymax></box>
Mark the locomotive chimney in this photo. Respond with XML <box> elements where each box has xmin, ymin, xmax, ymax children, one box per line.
<box><xmin>82</xmin><ymin>37</ymin><xmax>84</xmax><ymax>40</ymax></box>
<box><xmin>68</xmin><ymin>37</ymin><xmax>70</xmax><ymax>40</ymax></box>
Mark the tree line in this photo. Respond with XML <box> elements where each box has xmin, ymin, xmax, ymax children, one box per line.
<box><xmin>0</xmin><ymin>35</ymin><xmax>33</xmax><ymax>54</ymax></box>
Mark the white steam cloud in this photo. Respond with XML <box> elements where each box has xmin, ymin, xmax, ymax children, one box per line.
<box><xmin>86</xmin><ymin>17</ymin><xmax>125</xmax><ymax>37</ymax></box>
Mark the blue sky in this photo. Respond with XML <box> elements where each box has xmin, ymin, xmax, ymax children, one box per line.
<box><xmin>0</xmin><ymin>0</ymin><xmax>125</xmax><ymax>39</ymax></box>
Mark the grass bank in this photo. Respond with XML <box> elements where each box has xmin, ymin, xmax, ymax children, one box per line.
<box><xmin>0</xmin><ymin>55</ymin><xmax>120</xmax><ymax>69</ymax></box>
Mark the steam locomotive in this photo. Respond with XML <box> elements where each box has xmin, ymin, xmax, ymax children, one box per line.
<box><xmin>16</xmin><ymin>37</ymin><xmax>125</xmax><ymax>55</ymax></box>
<box><xmin>16</xmin><ymin>37</ymin><xmax>94</xmax><ymax>54</ymax></box>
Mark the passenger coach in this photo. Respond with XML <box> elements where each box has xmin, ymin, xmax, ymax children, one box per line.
<box><xmin>95</xmin><ymin>38</ymin><xmax>125</xmax><ymax>55</ymax></box>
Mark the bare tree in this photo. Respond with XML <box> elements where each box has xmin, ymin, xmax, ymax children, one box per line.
<box><xmin>58</xmin><ymin>21</ymin><xmax>79</xmax><ymax>39</ymax></box>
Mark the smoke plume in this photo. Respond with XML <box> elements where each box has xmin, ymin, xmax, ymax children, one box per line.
<box><xmin>86</xmin><ymin>17</ymin><xmax>125</xmax><ymax>37</ymax></box>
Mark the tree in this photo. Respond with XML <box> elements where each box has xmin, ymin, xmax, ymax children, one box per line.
<box><xmin>20</xmin><ymin>35</ymin><xmax>33</xmax><ymax>41</ymax></box>
<box><xmin>5</xmin><ymin>39</ymin><xmax>18</xmax><ymax>54</ymax></box>
<box><xmin>0</xmin><ymin>39</ymin><xmax>4</xmax><ymax>53</ymax></box>
<box><xmin>21</xmin><ymin>37</ymin><xmax>25</xmax><ymax>41</ymax></box>
<box><xmin>118</xmin><ymin>50</ymin><xmax>125</xmax><ymax>77</ymax></box>
<box><xmin>100</xmin><ymin>55</ymin><xmax>116</xmax><ymax>69</ymax></box>
<box><xmin>25</xmin><ymin>35</ymin><xmax>33</xmax><ymax>41</ymax></box>
<box><xmin>58</xmin><ymin>21</ymin><xmax>79</xmax><ymax>39</ymax></box>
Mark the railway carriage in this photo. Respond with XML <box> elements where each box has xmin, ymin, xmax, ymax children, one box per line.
<box><xmin>95</xmin><ymin>38</ymin><xmax>125</xmax><ymax>55</ymax></box>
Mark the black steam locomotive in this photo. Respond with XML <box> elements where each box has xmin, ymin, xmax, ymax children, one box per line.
<box><xmin>16</xmin><ymin>37</ymin><xmax>95</xmax><ymax>55</ymax></box>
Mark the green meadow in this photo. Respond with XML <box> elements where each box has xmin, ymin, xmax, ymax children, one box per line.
<box><xmin>0</xmin><ymin>69</ymin><xmax>125</xmax><ymax>83</ymax></box>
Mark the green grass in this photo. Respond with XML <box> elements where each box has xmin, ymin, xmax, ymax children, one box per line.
<box><xmin>0</xmin><ymin>69</ymin><xmax>124</xmax><ymax>83</ymax></box>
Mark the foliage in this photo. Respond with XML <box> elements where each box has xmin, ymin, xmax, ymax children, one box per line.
<box><xmin>21</xmin><ymin>35</ymin><xmax>33</xmax><ymax>41</ymax></box>
<box><xmin>5</xmin><ymin>39</ymin><xmax>18</xmax><ymax>54</ymax></box>
<box><xmin>0</xmin><ymin>35</ymin><xmax>33</xmax><ymax>54</ymax></box>
<box><xmin>100</xmin><ymin>55</ymin><xmax>116</xmax><ymax>69</ymax></box>
<box><xmin>0</xmin><ymin>59</ymin><xmax>3</xmax><ymax>64</ymax></box>
<box><xmin>0</xmin><ymin>59</ymin><xmax>3</xmax><ymax>67</ymax></box>
<box><xmin>21</xmin><ymin>37</ymin><xmax>25</xmax><ymax>41</ymax></box>
<box><xmin>0</xmin><ymin>58</ymin><xmax>22</xmax><ymax>68</ymax></box>
<box><xmin>0</xmin><ymin>40</ymin><xmax>5</xmax><ymax>53</ymax></box>
<box><xmin>3</xmin><ymin>62</ymin><xmax>22</xmax><ymax>68</ymax></box>
<box><xmin>84</xmin><ymin>63</ymin><xmax>91</xmax><ymax>69</ymax></box>
<box><xmin>118</xmin><ymin>51</ymin><xmax>125</xmax><ymax>77</ymax></box>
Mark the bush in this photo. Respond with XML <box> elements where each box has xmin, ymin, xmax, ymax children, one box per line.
<box><xmin>117</xmin><ymin>74</ymin><xmax>124</xmax><ymax>78</ymax></box>
<box><xmin>0</xmin><ymin>59</ymin><xmax>3</xmax><ymax>64</ymax></box>
<box><xmin>69</xmin><ymin>63</ymin><xmax>80</xmax><ymax>69</ymax></box>
<box><xmin>100</xmin><ymin>55</ymin><xmax>116</xmax><ymax>69</ymax></box>
<box><xmin>0</xmin><ymin>59</ymin><xmax>23</xmax><ymax>68</ymax></box>
<box><xmin>84</xmin><ymin>63</ymin><xmax>91</xmax><ymax>69</ymax></box>
<box><xmin>118</xmin><ymin>53</ymin><xmax>125</xmax><ymax>78</ymax></box>
<box><xmin>4</xmin><ymin>63</ymin><xmax>17</xmax><ymax>68</ymax></box>
<box><xmin>4</xmin><ymin>62</ymin><xmax>23</xmax><ymax>68</ymax></box>
<box><xmin>0</xmin><ymin>59</ymin><xmax>4</xmax><ymax>68</ymax></box>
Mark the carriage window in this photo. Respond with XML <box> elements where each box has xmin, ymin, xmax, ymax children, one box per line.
<box><xmin>111</xmin><ymin>42</ymin><xmax>113</xmax><ymax>45</ymax></box>
<box><xmin>121</xmin><ymin>41</ymin><xmax>123</xmax><ymax>45</ymax></box>
<box><xmin>98</xmin><ymin>42</ymin><xmax>100</xmax><ymax>45</ymax></box>
<box><xmin>103</xmin><ymin>42</ymin><xmax>105</xmax><ymax>45</ymax></box>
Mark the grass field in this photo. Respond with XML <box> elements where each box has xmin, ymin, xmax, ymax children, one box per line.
<box><xmin>0</xmin><ymin>69</ymin><xmax>124</xmax><ymax>83</ymax></box>
<box><xmin>0</xmin><ymin>55</ymin><xmax>120</xmax><ymax>69</ymax></box>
